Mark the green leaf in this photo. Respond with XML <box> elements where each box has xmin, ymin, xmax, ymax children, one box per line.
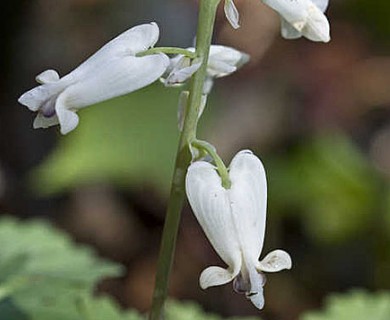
<box><xmin>31</xmin><ymin>84</ymin><xmax>182</xmax><ymax>195</ymax></box>
<box><xmin>165</xmin><ymin>300</ymin><xmax>263</xmax><ymax>320</ymax></box>
<box><xmin>301</xmin><ymin>290</ymin><xmax>390</xmax><ymax>320</ymax></box>
<box><xmin>268</xmin><ymin>133</ymin><xmax>380</xmax><ymax>243</ymax></box>
<box><xmin>0</xmin><ymin>216</ymin><xmax>122</xmax><ymax>318</ymax></box>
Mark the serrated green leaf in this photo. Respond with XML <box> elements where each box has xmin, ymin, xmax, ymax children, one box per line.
<box><xmin>0</xmin><ymin>216</ymin><xmax>122</xmax><ymax>318</ymax></box>
<box><xmin>301</xmin><ymin>290</ymin><xmax>390</xmax><ymax>320</ymax></box>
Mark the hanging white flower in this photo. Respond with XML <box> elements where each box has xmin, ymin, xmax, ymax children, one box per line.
<box><xmin>262</xmin><ymin>0</ymin><xmax>330</xmax><ymax>42</ymax></box>
<box><xmin>18</xmin><ymin>23</ymin><xmax>170</xmax><ymax>135</ymax></box>
<box><xmin>164</xmin><ymin>45</ymin><xmax>249</xmax><ymax>94</ymax></box>
<box><xmin>185</xmin><ymin>150</ymin><xmax>292</xmax><ymax>309</ymax></box>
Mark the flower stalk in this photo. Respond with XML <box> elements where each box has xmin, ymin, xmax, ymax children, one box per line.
<box><xmin>148</xmin><ymin>0</ymin><xmax>221</xmax><ymax>319</ymax></box>
<box><xmin>137</xmin><ymin>47</ymin><xmax>197</xmax><ymax>59</ymax></box>
<box><xmin>192</xmin><ymin>140</ymin><xmax>231</xmax><ymax>189</ymax></box>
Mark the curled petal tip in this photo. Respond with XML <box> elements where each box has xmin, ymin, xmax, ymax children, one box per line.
<box><xmin>36</xmin><ymin>69</ymin><xmax>60</xmax><ymax>84</ymax></box>
<box><xmin>257</xmin><ymin>249</ymin><xmax>292</xmax><ymax>272</ymax></box>
<box><xmin>200</xmin><ymin>266</ymin><xmax>238</xmax><ymax>289</ymax></box>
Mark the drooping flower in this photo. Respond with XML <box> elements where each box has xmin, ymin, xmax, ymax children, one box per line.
<box><xmin>262</xmin><ymin>0</ymin><xmax>330</xmax><ymax>42</ymax></box>
<box><xmin>185</xmin><ymin>150</ymin><xmax>292</xmax><ymax>309</ymax></box>
<box><xmin>223</xmin><ymin>0</ymin><xmax>330</xmax><ymax>43</ymax></box>
<box><xmin>164</xmin><ymin>45</ymin><xmax>249</xmax><ymax>94</ymax></box>
<box><xmin>18</xmin><ymin>23</ymin><xmax>170</xmax><ymax>135</ymax></box>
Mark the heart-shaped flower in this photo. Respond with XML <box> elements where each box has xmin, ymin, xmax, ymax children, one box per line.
<box><xmin>263</xmin><ymin>0</ymin><xmax>330</xmax><ymax>42</ymax></box>
<box><xmin>18</xmin><ymin>22</ymin><xmax>170</xmax><ymax>134</ymax></box>
<box><xmin>185</xmin><ymin>150</ymin><xmax>292</xmax><ymax>309</ymax></box>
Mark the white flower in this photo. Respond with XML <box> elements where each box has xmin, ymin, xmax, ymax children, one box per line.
<box><xmin>164</xmin><ymin>45</ymin><xmax>249</xmax><ymax>94</ymax></box>
<box><xmin>262</xmin><ymin>0</ymin><xmax>330</xmax><ymax>42</ymax></box>
<box><xmin>18</xmin><ymin>23</ymin><xmax>170</xmax><ymax>134</ymax></box>
<box><xmin>185</xmin><ymin>150</ymin><xmax>292</xmax><ymax>309</ymax></box>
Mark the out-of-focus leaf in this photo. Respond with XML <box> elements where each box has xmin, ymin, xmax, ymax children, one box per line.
<box><xmin>165</xmin><ymin>300</ymin><xmax>262</xmax><ymax>320</ymax></box>
<box><xmin>301</xmin><ymin>290</ymin><xmax>390</xmax><ymax>320</ymax></box>
<box><xmin>31</xmin><ymin>84</ymin><xmax>182</xmax><ymax>195</ymax></box>
<box><xmin>268</xmin><ymin>133</ymin><xmax>379</xmax><ymax>243</ymax></box>
<box><xmin>0</xmin><ymin>216</ymin><xmax>122</xmax><ymax>318</ymax></box>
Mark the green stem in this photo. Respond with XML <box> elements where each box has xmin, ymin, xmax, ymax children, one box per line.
<box><xmin>148</xmin><ymin>1</ymin><xmax>220</xmax><ymax>319</ymax></box>
<box><xmin>137</xmin><ymin>47</ymin><xmax>197</xmax><ymax>59</ymax></box>
<box><xmin>192</xmin><ymin>140</ymin><xmax>231</xmax><ymax>189</ymax></box>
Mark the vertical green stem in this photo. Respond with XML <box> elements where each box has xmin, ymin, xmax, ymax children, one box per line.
<box><xmin>148</xmin><ymin>1</ymin><xmax>220</xmax><ymax>319</ymax></box>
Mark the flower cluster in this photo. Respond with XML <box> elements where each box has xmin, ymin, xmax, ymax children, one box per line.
<box><xmin>19</xmin><ymin>0</ymin><xmax>332</xmax><ymax>311</ymax></box>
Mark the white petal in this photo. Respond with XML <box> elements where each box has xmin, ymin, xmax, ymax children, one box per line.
<box><xmin>36</xmin><ymin>69</ymin><xmax>60</xmax><ymax>84</ymax></box>
<box><xmin>208</xmin><ymin>45</ymin><xmax>249</xmax><ymax>78</ymax></box>
<box><xmin>262</xmin><ymin>0</ymin><xmax>308</xmax><ymax>25</ymax></box>
<box><xmin>311</xmin><ymin>0</ymin><xmax>329</xmax><ymax>12</ymax></box>
<box><xmin>177</xmin><ymin>91</ymin><xmax>189</xmax><ymax>131</ymax></box>
<box><xmin>56</xmin><ymin>54</ymin><xmax>169</xmax><ymax>114</ymax></box>
<box><xmin>18</xmin><ymin>83</ymin><xmax>66</xmax><ymax>112</ymax></box>
<box><xmin>303</xmin><ymin>3</ymin><xmax>330</xmax><ymax>42</ymax></box>
<box><xmin>263</xmin><ymin>0</ymin><xmax>330</xmax><ymax>43</ymax></box>
<box><xmin>165</xmin><ymin>57</ymin><xmax>202</xmax><ymax>86</ymax></box>
<box><xmin>63</xmin><ymin>22</ymin><xmax>161</xmax><ymax>83</ymax></box>
<box><xmin>224</xmin><ymin>0</ymin><xmax>240</xmax><ymax>29</ymax></box>
<box><xmin>200</xmin><ymin>266</ymin><xmax>238</xmax><ymax>289</ymax></box>
<box><xmin>186</xmin><ymin>161</ymin><xmax>242</xmax><ymax>272</ymax></box>
<box><xmin>198</xmin><ymin>94</ymin><xmax>207</xmax><ymax>120</ymax></box>
<box><xmin>280</xmin><ymin>18</ymin><xmax>302</xmax><ymax>39</ymax></box>
<box><xmin>228</xmin><ymin>150</ymin><xmax>267</xmax><ymax>263</ymax></box>
<box><xmin>246</xmin><ymin>268</ymin><xmax>265</xmax><ymax>309</ymax></box>
<box><xmin>33</xmin><ymin>113</ymin><xmax>59</xmax><ymax>129</ymax></box>
<box><xmin>233</xmin><ymin>265</ymin><xmax>266</xmax><ymax>309</ymax></box>
<box><xmin>54</xmin><ymin>89</ymin><xmax>80</xmax><ymax>135</ymax></box>
<box><xmin>202</xmin><ymin>77</ymin><xmax>214</xmax><ymax>95</ymax></box>
<box><xmin>257</xmin><ymin>249</ymin><xmax>292</xmax><ymax>272</ymax></box>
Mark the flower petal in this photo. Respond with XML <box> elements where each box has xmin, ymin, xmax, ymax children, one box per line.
<box><xmin>224</xmin><ymin>0</ymin><xmax>240</xmax><ymax>29</ymax></box>
<box><xmin>228</xmin><ymin>150</ymin><xmax>267</xmax><ymax>263</ymax></box>
<box><xmin>63</xmin><ymin>22</ymin><xmax>161</xmax><ymax>84</ymax></box>
<box><xmin>186</xmin><ymin>161</ymin><xmax>242</xmax><ymax>273</ymax></box>
<box><xmin>165</xmin><ymin>57</ymin><xmax>202</xmax><ymax>86</ymax></box>
<box><xmin>262</xmin><ymin>0</ymin><xmax>308</xmax><ymax>26</ymax></box>
<box><xmin>311</xmin><ymin>0</ymin><xmax>329</xmax><ymax>12</ymax></box>
<box><xmin>18</xmin><ymin>83</ymin><xmax>66</xmax><ymax>112</ymax></box>
<box><xmin>246</xmin><ymin>268</ymin><xmax>265</xmax><ymax>309</ymax></box>
<box><xmin>303</xmin><ymin>3</ymin><xmax>330</xmax><ymax>42</ymax></box>
<box><xmin>55</xmin><ymin>53</ymin><xmax>169</xmax><ymax>126</ymax></box>
<box><xmin>200</xmin><ymin>266</ymin><xmax>238</xmax><ymax>289</ymax></box>
<box><xmin>36</xmin><ymin>69</ymin><xmax>60</xmax><ymax>84</ymax></box>
<box><xmin>257</xmin><ymin>249</ymin><xmax>292</xmax><ymax>272</ymax></box>
<box><xmin>208</xmin><ymin>45</ymin><xmax>249</xmax><ymax>78</ymax></box>
<box><xmin>280</xmin><ymin>18</ymin><xmax>302</xmax><ymax>39</ymax></box>
<box><xmin>33</xmin><ymin>113</ymin><xmax>59</xmax><ymax>129</ymax></box>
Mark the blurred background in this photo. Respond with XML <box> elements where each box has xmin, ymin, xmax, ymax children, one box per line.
<box><xmin>1</xmin><ymin>0</ymin><xmax>390</xmax><ymax>319</ymax></box>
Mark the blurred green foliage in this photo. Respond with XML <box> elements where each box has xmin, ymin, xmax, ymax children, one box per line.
<box><xmin>166</xmin><ymin>300</ymin><xmax>262</xmax><ymax>320</ymax></box>
<box><xmin>0</xmin><ymin>216</ymin><xmax>122</xmax><ymax>319</ymax></box>
<box><xmin>32</xmin><ymin>84</ymin><xmax>182</xmax><ymax>195</ymax></box>
<box><xmin>301</xmin><ymin>290</ymin><xmax>390</xmax><ymax>320</ymax></box>
<box><xmin>268</xmin><ymin>133</ymin><xmax>382</xmax><ymax>244</ymax></box>
<box><xmin>0</xmin><ymin>217</ymin><xmax>261</xmax><ymax>320</ymax></box>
